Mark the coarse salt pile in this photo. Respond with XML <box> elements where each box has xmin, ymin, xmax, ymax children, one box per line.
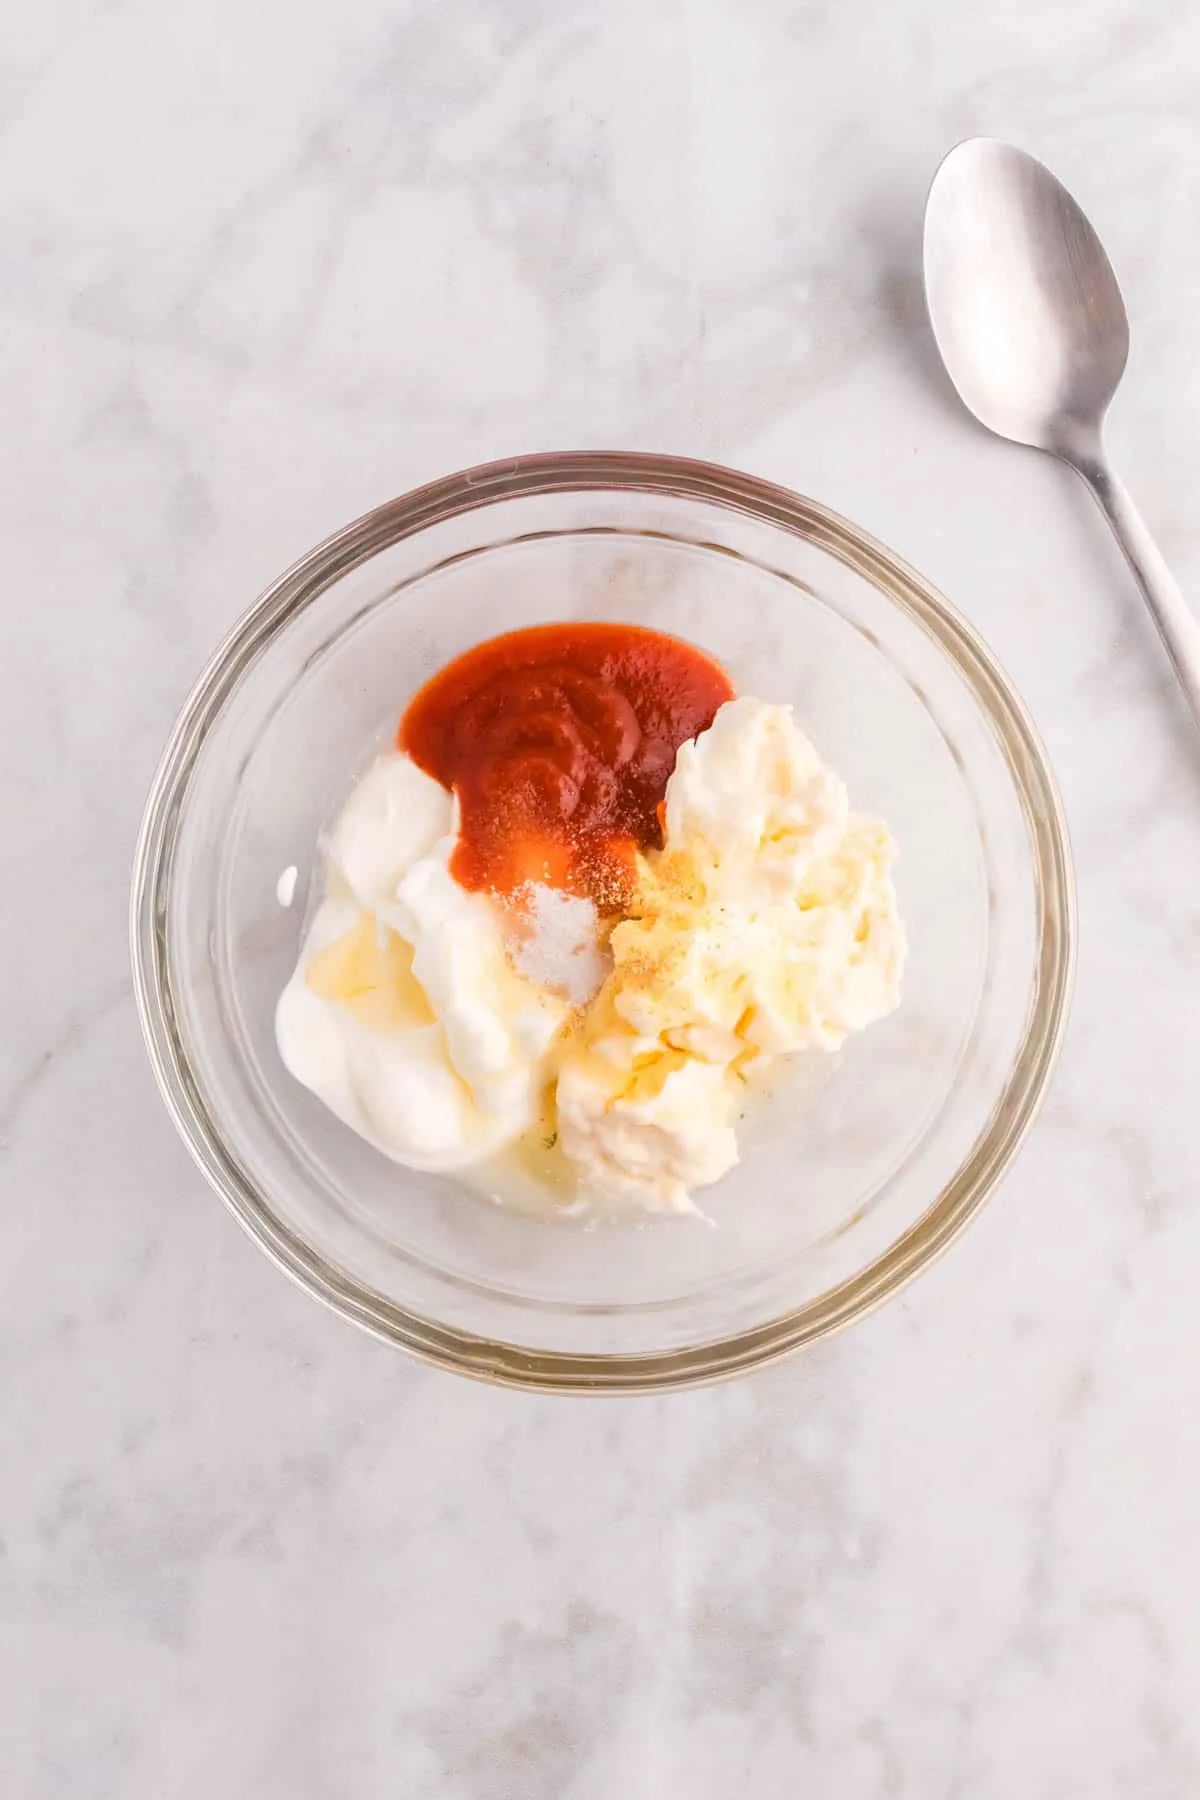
<box><xmin>507</xmin><ymin>883</ymin><xmax>609</xmax><ymax>1007</ymax></box>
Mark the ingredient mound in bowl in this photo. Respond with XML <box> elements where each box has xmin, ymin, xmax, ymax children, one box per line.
<box><xmin>275</xmin><ymin>623</ymin><xmax>906</xmax><ymax>1214</ymax></box>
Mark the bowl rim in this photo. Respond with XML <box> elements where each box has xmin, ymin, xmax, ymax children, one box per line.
<box><xmin>130</xmin><ymin>449</ymin><xmax>1076</xmax><ymax>1393</ymax></box>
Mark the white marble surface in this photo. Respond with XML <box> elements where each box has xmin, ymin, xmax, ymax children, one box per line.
<box><xmin>5</xmin><ymin>0</ymin><xmax>1200</xmax><ymax>1792</ymax></box>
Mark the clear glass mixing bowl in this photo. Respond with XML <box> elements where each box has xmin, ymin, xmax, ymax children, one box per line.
<box><xmin>130</xmin><ymin>452</ymin><xmax>1074</xmax><ymax>1391</ymax></box>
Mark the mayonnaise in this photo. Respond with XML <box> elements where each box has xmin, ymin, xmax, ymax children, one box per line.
<box><xmin>276</xmin><ymin>755</ymin><xmax>566</xmax><ymax>1172</ymax></box>
<box><xmin>554</xmin><ymin>699</ymin><xmax>906</xmax><ymax>1209</ymax></box>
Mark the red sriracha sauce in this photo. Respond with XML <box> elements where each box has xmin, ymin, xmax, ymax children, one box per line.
<box><xmin>399</xmin><ymin>622</ymin><xmax>734</xmax><ymax>908</ymax></box>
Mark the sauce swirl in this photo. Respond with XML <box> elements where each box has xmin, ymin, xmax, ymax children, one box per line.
<box><xmin>399</xmin><ymin>622</ymin><xmax>734</xmax><ymax>906</ymax></box>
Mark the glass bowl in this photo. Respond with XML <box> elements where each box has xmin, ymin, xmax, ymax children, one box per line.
<box><xmin>130</xmin><ymin>452</ymin><xmax>1074</xmax><ymax>1392</ymax></box>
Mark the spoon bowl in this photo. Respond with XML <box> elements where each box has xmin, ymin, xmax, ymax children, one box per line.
<box><xmin>924</xmin><ymin>139</ymin><xmax>1129</xmax><ymax>455</ymax></box>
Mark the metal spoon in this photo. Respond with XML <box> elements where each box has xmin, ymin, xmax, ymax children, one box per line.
<box><xmin>923</xmin><ymin>136</ymin><xmax>1200</xmax><ymax>724</ymax></box>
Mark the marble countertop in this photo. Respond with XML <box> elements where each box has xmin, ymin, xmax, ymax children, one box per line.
<box><xmin>6</xmin><ymin>1</ymin><xmax>1200</xmax><ymax>1793</ymax></box>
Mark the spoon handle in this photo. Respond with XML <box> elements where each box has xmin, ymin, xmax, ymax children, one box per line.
<box><xmin>1073</xmin><ymin>450</ymin><xmax>1200</xmax><ymax>726</ymax></box>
